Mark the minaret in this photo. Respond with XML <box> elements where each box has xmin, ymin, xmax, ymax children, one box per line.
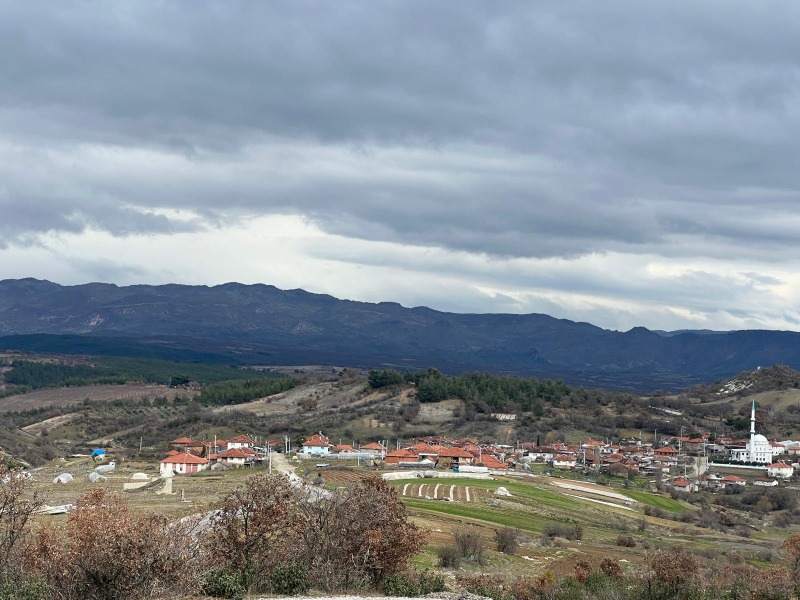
<box><xmin>750</xmin><ymin>400</ymin><xmax>756</xmax><ymax>462</ymax></box>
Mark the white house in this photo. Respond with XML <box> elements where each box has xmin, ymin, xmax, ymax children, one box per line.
<box><xmin>671</xmin><ymin>477</ymin><xmax>696</xmax><ymax>493</ymax></box>
<box><xmin>160</xmin><ymin>452</ymin><xmax>209</xmax><ymax>475</ymax></box>
<box><xmin>217</xmin><ymin>447</ymin><xmax>255</xmax><ymax>467</ymax></box>
<box><xmin>767</xmin><ymin>462</ymin><xmax>794</xmax><ymax>479</ymax></box>
<box><xmin>226</xmin><ymin>435</ymin><xmax>255</xmax><ymax>450</ymax></box>
<box><xmin>302</xmin><ymin>432</ymin><xmax>331</xmax><ymax>455</ymax></box>
<box><xmin>552</xmin><ymin>454</ymin><xmax>577</xmax><ymax>469</ymax></box>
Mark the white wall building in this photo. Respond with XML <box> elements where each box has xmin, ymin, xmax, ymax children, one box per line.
<box><xmin>731</xmin><ymin>401</ymin><xmax>774</xmax><ymax>464</ymax></box>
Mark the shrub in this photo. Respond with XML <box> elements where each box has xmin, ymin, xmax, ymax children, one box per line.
<box><xmin>384</xmin><ymin>573</ymin><xmax>419</xmax><ymax>597</ymax></box>
<box><xmin>384</xmin><ymin>569</ymin><xmax>446</xmax><ymax>596</ymax></box>
<box><xmin>456</xmin><ymin>574</ymin><xmax>513</xmax><ymax>600</ymax></box>
<box><xmin>270</xmin><ymin>564</ymin><xmax>310</xmax><ymax>595</ymax></box>
<box><xmin>574</xmin><ymin>560</ymin><xmax>591</xmax><ymax>582</ymax></box>
<box><xmin>27</xmin><ymin>489</ymin><xmax>202</xmax><ymax>600</ymax></box>
<box><xmin>616</xmin><ymin>535</ymin><xmax>636</xmax><ymax>547</ymax></box>
<box><xmin>495</xmin><ymin>527</ymin><xmax>520</xmax><ymax>555</ymax></box>
<box><xmin>437</xmin><ymin>545</ymin><xmax>461</xmax><ymax>569</ymax></box>
<box><xmin>295</xmin><ymin>476</ymin><xmax>425</xmax><ymax>591</ymax></box>
<box><xmin>210</xmin><ymin>473</ymin><xmax>303</xmax><ymax>593</ymax></box>
<box><xmin>454</xmin><ymin>529</ymin><xmax>485</xmax><ymax>564</ymax></box>
<box><xmin>511</xmin><ymin>573</ymin><xmax>557</xmax><ymax>600</ymax></box>
<box><xmin>203</xmin><ymin>570</ymin><xmax>246</xmax><ymax>600</ymax></box>
<box><xmin>542</xmin><ymin>523</ymin><xmax>583</xmax><ymax>541</ymax></box>
<box><xmin>417</xmin><ymin>570</ymin><xmax>447</xmax><ymax>594</ymax></box>
<box><xmin>599</xmin><ymin>557</ymin><xmax>623</xmax><ymax>577</ymax></box>
<box><xmin>0</xmin><ymin>576</ymin><xmax>50</xmax><ymax>600</ymax></box>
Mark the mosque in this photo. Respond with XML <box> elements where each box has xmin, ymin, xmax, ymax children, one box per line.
<box><xmin>731</xmin><ymin>401</ymin><xmax>781</xmax><ymax>464</ymax></box>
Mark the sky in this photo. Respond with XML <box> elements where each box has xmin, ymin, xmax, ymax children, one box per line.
<box><xmin>2</xmin><ymin>1</ymin><xmax>800</xmax><ymax>332</ymax></box>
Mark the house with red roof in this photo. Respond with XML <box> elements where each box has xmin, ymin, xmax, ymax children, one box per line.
<box><xmin>671</xmin><ymin>477</ymin><xmax>695</xmax><ymax>492</ymax></box>
<box><xmin>408</xmin><ymin>442</ymin><xmax>439</xmax><ymax>460</ymax></box>
<box><xmin>302</xmin><ymin>432</ymin><xmax>331</xmax><ymax>456</ymax></box>
<box><xmin>333</xmin><ymin>443</ymin><xmax>357</xmax><ymax>454</ymax></box>
<box><xmin>437</xmin><ymin>446</ymin><xmax>476</xmax><ymax>468</ymax></box>
<box><xmin>171</xmin><ymin>437</ymin><xmax>194</xmax><ymax>452</ymax></box>
<box><xmin>478</xmin><ymin>454</ymin><xmax>508</xmax><ymax>469</ymax></box>
<box><xmin>767</xmin><ymin>462</ymin><xmax>794</xmax><ymax>479</ymax></box>
<box><xmin>160</xmin><ymin>452</ymin><xmax>209</xmax><ymax>475</ymax></box>
<box><xmin>384</xmin><ymin>449</ymin><xmax>418</xmax><ymax>465</ymax></box>
<box><xmin>226</xmin><ymin>435</ymin><xmax>255</xmax><ymax>450</ymax></box>
<box><xmin>720</xmin><ymin>474</ymin><xmax>746</xmax><ymax>487</ymax></box>
<box><xmin>218</xmin><ymin>447</ymin><xmax>256</xmax><ymax>467</ymax></box>
<box><xmin>360</xmin><ymin>442</ymin><xmax>387</xmax><ymax>455</ymax></box>
<box><xmin>552</xmin><ymin>454</ymin><xmax>577</xmax><ymax>469</ymax></box>
<box><xmin>581</xmin><ymin>439</ymin><xmax>605</xmax><ymax>450</ymax></box>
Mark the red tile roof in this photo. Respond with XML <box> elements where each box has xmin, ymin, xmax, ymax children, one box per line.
<box><xmin>409</xmin><ymin>442</ymin><xmax>439</xmax><ymax>454</ymax></box>
<box><xmin>437</xmin><ymin>447</ymin><xmax>474</xmax><ymax>458</ymax></box>
<box><xmin>361</xmin><ymin>442</ymin><xmax>386</xmax><ymax>451</ymax></box>
<box><xmin>227</xmin><ymin>435</ymin><xmax>255</xmax><ymax>444</ymax></box>
<box><xmin>303</xmin><ymin>433</ymin><xmax>331</xmax><ymax>447</ymax></box>
<box><xmin>553</xmin><ymin>454</ymin><xmax>576</xmax><ymax>462</ymax></box>
<box><xmin>171</xmin><ymin>437</ymin><xmax>194</xmax><ymax>444</ymax></box>
<box><xmin>479</xmin><ymin>455</ymin><xmax>508</xmax><ymax>469</ymax></box>
<box><xmin>385</xmin><ymin>449</ymin><xmax>417</xmax><ymax>459</ymax></box>
<box><xmin>219</xmin><ymin>448</ymin><xmax>255</xmax><ymax>459</ymax></box>
<box><xmin>161</xmin><ymin>452</ymin><xmax>208</xmax><ymax>465</ymax></box>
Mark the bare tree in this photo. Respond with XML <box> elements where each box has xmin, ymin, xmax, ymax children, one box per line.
<box><xmin>0</xmin><ymin>466</ymin><xmax>43</xmax><ymax>579</ymax></box>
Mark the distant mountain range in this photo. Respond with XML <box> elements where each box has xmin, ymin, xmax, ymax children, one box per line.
<box><xmin>1</xmin><ymin>278</ymin><xmax>799</xmax><ymax>391</ymax></box>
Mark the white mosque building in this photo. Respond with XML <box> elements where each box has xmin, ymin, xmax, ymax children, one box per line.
<box><xmin>731</xmin><ymin>401</ymin><xmax>783</xmax><ymax>464</ymax></box>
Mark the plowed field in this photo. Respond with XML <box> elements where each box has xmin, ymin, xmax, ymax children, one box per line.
<box><xmin>0</xmin><ymin>384</ymin><xmax>198</xmax><ymax>412</ymax></box>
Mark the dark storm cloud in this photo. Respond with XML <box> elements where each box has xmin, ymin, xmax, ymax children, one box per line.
<box><xmin>2</xmin><ymin>0</ymin><xmax>800</xmax><ymax>261</ymax></box>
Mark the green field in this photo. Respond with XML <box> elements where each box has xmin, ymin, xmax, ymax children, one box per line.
<box><xmin>622</xmin><ymin>490</ymin><xmax>688</xmax><ymax>513</ymax></box>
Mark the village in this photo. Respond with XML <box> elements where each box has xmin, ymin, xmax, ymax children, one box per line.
<box><xmin>152</xmin><ymin>401</ymin><xmax>798</xmax><ymax>496</ymax></box>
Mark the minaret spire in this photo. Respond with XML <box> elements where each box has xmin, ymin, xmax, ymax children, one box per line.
<box><xmin>750</xmin><ymin>400</ymin><xmax>756</xmax><ymax>462</ymax></box>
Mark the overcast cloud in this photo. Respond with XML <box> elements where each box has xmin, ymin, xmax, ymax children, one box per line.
<box><xmin>2</xmin><ymin>0</ymin><xmax>800</xmax><ymax>331</ymax></box>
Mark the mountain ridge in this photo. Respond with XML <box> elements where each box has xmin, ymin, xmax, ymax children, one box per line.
<box><xmin>1</xmin><ymin>278</ymin><xmax>799</xmax><ymax>391</ymax></box>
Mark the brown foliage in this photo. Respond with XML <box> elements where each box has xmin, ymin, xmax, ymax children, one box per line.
<box><xmin>599</xmin><ymin>557</ymin><xmax>623</xmax><ymax>578</ymax></box>
<box><xmin>574</xmin><ymin>560</ymin><xmax>591</xmax><ymax>582</ymax></box>
<box><xmin>210</xmin><ymin>472</ymin><xmax>303</xmax><ymax>592</ymax></box>
<box><xmin>0</xmin><ymin>464</ymin><xmax>42</xmax><ymax>579</ymax></box>
<box><xmin>296</xmin><ymin>476</ymin><xmax>425</xmax><ymax>590</ymax></box>
<box><xmin>646</xmin><ymin>546</ymin><xmax>699</xmax><ymax>597</ymax></box>
<box><xmin>616</xmin><ymin>534</ymin><xmax>636</xmax><ymax>547</ymax></box>
<box><xmin>28</xmin><ymin>489</ymin><xmax>201</xmax><ymax>600</ymax></box>
<box><xmin>0</xmin><ymin>466</ymin><xmax>43</xmax><ymax>579</ymax></box>
<box><xmin>209</xmin><ymin>473</ymin><xmax>424</xmax><ymax>593</ymax></box>
<box><xmin>784</xmin><ymin>532</ymin><xmax>800</xmax><ymax>594</ymax></box>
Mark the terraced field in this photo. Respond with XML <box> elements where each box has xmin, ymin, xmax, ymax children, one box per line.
<box><xmin>398</xmin><ymin>481</ymin><xmax>492</xmax><ymax>503</ymax></box>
